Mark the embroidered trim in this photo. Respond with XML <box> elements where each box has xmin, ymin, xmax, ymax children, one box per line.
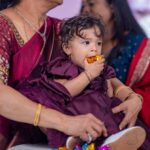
<box><xmin>0</xmin><ymin>13</ymin><xmax>24</xmax><ymax>46</ymax></box>
<box><xmin>0</xmin><ymin>65</ymin><xmax>8</xmax><ymax>75</ymax></box>
<box><xmin>129</xmin><ymin>39</ymin><xmax>150</xmax><ymax>86</ymax></box>
<box><xmin>0</xmin><ymin>55</ymin><xmax>9</xmax><ymax>84</ymax></box>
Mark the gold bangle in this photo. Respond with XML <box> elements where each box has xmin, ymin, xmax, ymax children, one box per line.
<box><xmin>130</xmin><ymin>93</ymin><xmax>143</xmax><ymax>102</ymax></box>
<box><xmin>114</xmin><ymin>85</ymin><xmax>132</xmax><ymax>97</ymax></box>
<box><xmin>124</xmin><ymin>92</ymin><xmax>143</xmax><ymax>102</ymax></box>
<box><xmin>84</xmin><ymin>71</ymin><xmax>91</xmax><ymax>82</ymax></box>
<box><xmin>136</xmin><ymin>93</ymin><xmax>143</xmax><ymax>102</ymax></box>
<box><xmin>34</xmin><ymin>104</ymin><xmax>42</xmax><ymax>126</ymax></box>
<box><xmin>124</xmin><ymin>91</ymin><xmax>135</xmax><ymax>101</ymax></box>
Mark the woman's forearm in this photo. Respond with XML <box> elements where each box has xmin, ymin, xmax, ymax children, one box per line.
<box><xmin>0</xmin><ymin>83</ymin><xmax>107</xmax><ymax>140</ymax></box>
<box><xmin>0</xmin><ymin>77</ymin><xmax>130</xmax><ymax>127</ymax></box>
<box><xmin>0</xmin><ymin>83</ymin><xmax>65</xmax><ymax>132</ymax></box>
<box><xmin>110</xmin><ymin>78</ymin><xmax>128</xmax><ymax>101</ymax></box>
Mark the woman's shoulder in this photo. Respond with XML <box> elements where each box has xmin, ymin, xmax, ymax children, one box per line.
<box><xmin>0</xmin><ymin>11</ymin><xmax>24</xmax><ymax>45</ymax></box>
<box><xmin>125</xmin><ymin>32</ymin><xmax>146</xmax><ymax>43</ymax></box>
<box><xmin>47</xmin><ymin>16</ymin><xmax>62</xmax><ymax>35</ymax></box>
<box><xmin>123</xmin><ymin>32</ymin><xmax>146</xmax><ymax>52</ymax></box>
<box><xmin>0</xmin><ymin>13</ymin><xmax>13</xmax><ymax>35</ymax></box>
<box><xmin>47</xmin><ymin>16</ymin><xmax>61</xmax><ymax>24</ymax></box>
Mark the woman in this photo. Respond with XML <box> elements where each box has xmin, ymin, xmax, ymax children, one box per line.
<box><xmin>0</xmin><ymin>0</ymin><xmax>105</xmax><ymax>149</ymax></box>
<box><xmin>82</xmin><ymin>0</ymin><xmax>150</xmax><ymax>128</ymax></box>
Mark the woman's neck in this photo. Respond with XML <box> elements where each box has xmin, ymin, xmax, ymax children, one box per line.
<box><xmin>102</xmin><ymin>21</ymin><xmax>118</xmax><ymax>58</ymax></box>
<box><xmin>102</xmin><ymin>40</ymin><xmax>117</xmax><ymax>58</ymax></box>
<box><xmin>14</xmin><ymin>1</ymin><xmax>51</xmax><ymax>27</ymax></box>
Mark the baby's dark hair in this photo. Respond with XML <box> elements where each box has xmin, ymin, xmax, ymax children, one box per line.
<box><xmin>60</xmin><ymin>14</ymin><xmax>105</xmax><ymax>45</ymax></box>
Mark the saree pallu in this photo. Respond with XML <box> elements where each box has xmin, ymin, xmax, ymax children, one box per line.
<box><xmin>9</xmin><ymin>17</ymin><xmax>61</xmax><ymax>84</ymax></box>
<box><xmin>0</xmin><ymin>16</ymin><xmax>61</xmax><ymax>148</ymax></box>
<box><xmin>126</xmin><ymin>38</ymin><xmax>150</xmax><ymax>127</ymax></box>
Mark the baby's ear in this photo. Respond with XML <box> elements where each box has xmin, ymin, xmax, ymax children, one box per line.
<box><xmin>62</xmin><ymin>43</ymin><xmax>72</xmax><ymax>55</ymax></box>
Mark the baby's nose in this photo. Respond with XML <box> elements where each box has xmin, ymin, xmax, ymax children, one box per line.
<box><xmin>90</xmin><ymin>49</ymin><xmax>97</xmax><ymax>53</ymax></box>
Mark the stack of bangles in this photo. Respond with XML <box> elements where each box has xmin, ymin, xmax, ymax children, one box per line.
<box><xmin>59</xmin><ymin>143</ymin><xmax>110</xmax><ymax>150</ymax></box>
<box><xmin>33</xmin><ymin>103</ymin><xmax>42</xmax><ymax>126</ymax></box>
<box><xmin>114</xmin><ymin>85</ymin><xmax>143</xmax><ymax>102</ymax></box>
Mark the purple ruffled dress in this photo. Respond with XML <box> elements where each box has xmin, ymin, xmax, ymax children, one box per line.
<box><xmin>16</xmin><ymin>56</ymin><xmax>150</xmax><ymax>149</ymax></box>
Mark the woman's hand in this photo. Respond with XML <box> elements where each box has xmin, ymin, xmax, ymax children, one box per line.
<box><xmin>62</xmin><ymin>113</ymin><xmax>108</xmax><ymax>142</ymax></box>
<box><xmin>112</xmin><ymin>94</ymin><xmax>142</xmax><ymax>130</ymax></box>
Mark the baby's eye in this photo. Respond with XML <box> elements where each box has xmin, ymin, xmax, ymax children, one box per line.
<box><xmin>83</xmin><ymin>40</ymin><xmax>90</xmax><ymax>45</ymax></box>
<box><xmin>97</xmin><ymin>41</ymin><xmax>102</xmax><ymax>46</ymax></box>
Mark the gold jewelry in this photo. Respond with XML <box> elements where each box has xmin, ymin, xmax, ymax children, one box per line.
<box><xmin>135</xmin><ymin>93</ymin><xmax>143</xmax><ymax>102</ymax></box>
<box><xmin>23</xmin><ymin>18</ymin><xmax>29</xmax><ymax>42</ymax></box>
<box><xmin>123</xmin><ymin>92</ymin><xmax>143</xmax><ymax>102</ymax></box>
<box><xmin>34</xmin><ymin>104</ymin><xmax>42</xmax><ymax>126</ymax></box>
<box><xmin>114</xmin><ymin>85</ymin><xmax>132</xmax><ymax>97</ymax></box>
<box><xmin>14</xmin><ymin>7</ymin><xmax>47</xmax><ymax>43</ymax></box>
<box><xmin>123</xmin><ymin>91</ymin><xmax>135</xmax><ymax>101</ymax></box>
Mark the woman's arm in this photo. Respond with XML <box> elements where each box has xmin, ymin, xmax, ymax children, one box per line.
<box><xmin>0</xmin><ymin>81</ymin><xmax>107</xmax><ymax>140</ymax></box>
<box><xmin>0</xmin><ymin>81</ymin><xmax>62</xmax><ymax>128</ymax></box>
<box><xmin>109</xmin><ymin>78</ymin><xmax>142</xmax><ymax>129</ymax></box>
<box><xmin>109</xmin><ymin>78</ymin><xmax>129</xmax><ymax>101</ymax></box>
<box><xmin>110</xmin><ymin>78</ymin><xmax>143</xmax><ymax>101</ymax></box>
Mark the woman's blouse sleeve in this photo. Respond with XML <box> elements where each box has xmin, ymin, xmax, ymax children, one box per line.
<box><xmin>0</xmin><ymin>16</ymin><xmax>12</xmax><ymax>84</ymax></box>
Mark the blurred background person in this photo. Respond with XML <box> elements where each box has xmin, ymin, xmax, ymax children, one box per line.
<box><xmin>128</xmin><ymin>0</ymin><xmax>150</xmax><ymax>37</ymax></box>
<box><xmin>81</xmin><ymin>0</ymin><xmax>150</xmax><ymax>128</ymax></box>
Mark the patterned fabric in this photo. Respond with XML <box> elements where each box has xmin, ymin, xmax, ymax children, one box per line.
<box><xmin>0</xmin><ymin>14</ymin><xmax>14</xmax><ymax>84</ymax></box>
<box><xmin>125</xmin><ymin>37</ymin><xmax>150</xmax><ymax>128</ymax></box>
<box><xmin>108</xmin><ymin>32</ymin><xmax>145</xmax><ymax>83</ymax></box>
<box><xmin>126</xmin><ymin>38</ymin><xmax>150</xmax><ymax>86</ymax></box>
<box><xmin>0</xmin><ymin>55</ymin><xmax>9</xmax><ymax>84</ymax></box>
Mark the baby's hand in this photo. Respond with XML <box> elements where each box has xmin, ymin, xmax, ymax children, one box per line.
<box><xmin>84</xmin><ymin>58</ymin><xmax>105</xmax><ymax>80</ymax></box>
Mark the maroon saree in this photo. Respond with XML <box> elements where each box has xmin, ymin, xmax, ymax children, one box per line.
<box><xmin>0</xmin><ymin>14</ymin><xmax>61</xmax><ymax>148</ymax></box>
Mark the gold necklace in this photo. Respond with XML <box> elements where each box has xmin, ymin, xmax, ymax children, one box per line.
<box><xmin>23</xmin><ymin>19</ymin><xmax>29</xmax><ymax>42</ymax></box>
<box><xmin>15</xmin><ymin>7</ymin><xmax>47</xmax><ymax>43</ymax></box>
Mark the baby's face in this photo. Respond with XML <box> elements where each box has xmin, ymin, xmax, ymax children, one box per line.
<box><xmin>64</xmin><ymin>26</ymin><xmax>103</xmax><ymax>68</ymax></box>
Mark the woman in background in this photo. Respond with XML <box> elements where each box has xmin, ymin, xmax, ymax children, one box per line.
<box><xmin>82</xmin><ymin>0</ymin><xmax>150</xmax><ymax>128</ymax></box>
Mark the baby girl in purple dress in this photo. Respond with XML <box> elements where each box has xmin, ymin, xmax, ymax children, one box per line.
<box><xmin>17</xmin><ymin>15</ymin><xmax>150</xmax><ymax>150</ymax></box>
